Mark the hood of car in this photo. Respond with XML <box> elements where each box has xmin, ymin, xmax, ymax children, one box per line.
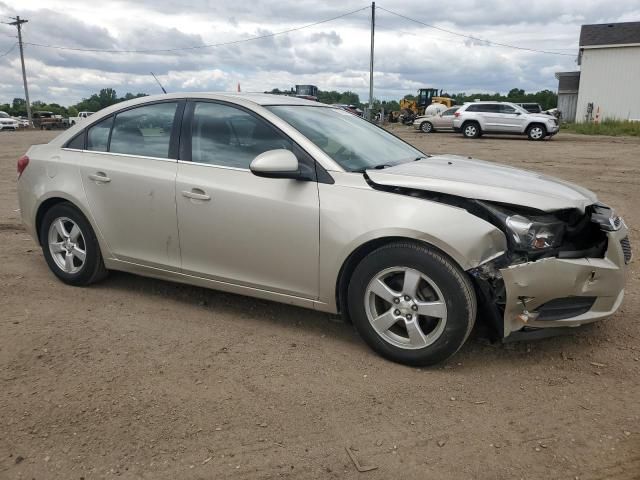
<box><xmin>414</xmin><ymin>115</ymin><xmax>437</xmax><ymax>121</ymax></box>
<box><xmin>366</xmin><ymin>154</ymin><xmax>597</xmax><ymax>212</ymax></box>
<box><xmin>527</xmin><ymin>113</ymin><xmax>554</xmax><ymax>120</ymax></box>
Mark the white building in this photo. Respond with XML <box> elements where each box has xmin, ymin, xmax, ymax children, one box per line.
<box><xmin>575</xmin><ymin>22</ymin><xmax>640</xmax><ymax>123</ymax></box>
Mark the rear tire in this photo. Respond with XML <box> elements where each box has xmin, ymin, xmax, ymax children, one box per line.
<box><xmin>527</xmin><ymin>124</ymin><xmax>546</xmax><ymax>141</ymax></box>
<box><xmin>347</xmin><ymin>242</ymin><xmax>476</xmax><ymax>366</ymax></box>
<box><xmin>40</xmin><ymin>202</ymin><xmax>108</xmax><ymax>286</ymax></box>
<box><xmin>462</xmin><ymin>122</ymin><xmax>481</xmax><ymax>139</ymax></box>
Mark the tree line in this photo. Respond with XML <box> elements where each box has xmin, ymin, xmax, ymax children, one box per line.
<box><xmin>1</xmin><ymin>88</ymin><xmax>147</xmax><ymax>118</ymax></box>
<box><xmin>2</xmin><ymin>87</ymin><xmax>557</xmax><ymax>118</ymax></box>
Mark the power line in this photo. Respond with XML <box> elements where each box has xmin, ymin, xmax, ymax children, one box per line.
<box><xmin>0</xmin><ymin>42</ymin><xmax>16</xmax><ymax>57</ymax></box>
<box><xmin>377</xmin><ymin>6</ymin><xmax>576</xmax><ymax>57</ymax></box>
<box><xmin>21</xmin><ymin>6</ymin><xmax>369</xmax><ymax>54</ymax></box>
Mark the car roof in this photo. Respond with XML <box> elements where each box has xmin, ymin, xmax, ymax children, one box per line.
<box><xmin>49</xmin><ymin>92</ymin><xmax>334</xmax><ymax>147</ymax></box>
<box><xmin>134</xmin><ymin>92</ymin><xmax>323</xmax><ymax>107</ymax></box>
<box><xmin>462</xmin><ymin>101</ymin><xmax>516</xmax><ymax>104</ymax></box>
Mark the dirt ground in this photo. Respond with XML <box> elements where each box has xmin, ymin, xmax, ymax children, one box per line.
<box><xmin>1</xmin><ymin>128</ymin><xmax>638</xmax><ymax>480</ymax></box>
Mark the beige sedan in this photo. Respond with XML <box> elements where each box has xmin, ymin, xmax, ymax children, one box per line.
<box><xmin>16</xmin><ymin>93</ymin><xmax>631</xmax><ymax>365</ymax></box>
<box><xmin>413</xmin><ymin>106</ymin><xmax>459</xmax><ymax>133</ymax></box>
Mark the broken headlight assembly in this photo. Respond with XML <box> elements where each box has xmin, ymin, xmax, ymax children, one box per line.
<box><xmin>505</xmin><ymin>214</ymin><xmax>565</xmax><ymax>250</ymax></box>
<box><xmin>475</xmin><ymin>201</ymin><xmax>566</xmax><ymax>252</ymax></box>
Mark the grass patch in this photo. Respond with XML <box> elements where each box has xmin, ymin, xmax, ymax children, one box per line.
<box><xmin>562</xmin><ymin>119</ymin><xmax>640</xmax><ymax>137</ymax></box>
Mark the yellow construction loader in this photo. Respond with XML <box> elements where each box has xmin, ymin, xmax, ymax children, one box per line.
<box><xmin>391</xmin><ymin>88</ymin><xmax>455</xmax><ymax>124</ymax></box>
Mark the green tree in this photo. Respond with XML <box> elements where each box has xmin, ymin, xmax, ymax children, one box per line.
<box><xmin>449</xmin><ymin>89</ymin><xmax>557</xmax><ymax>110</ymax></box>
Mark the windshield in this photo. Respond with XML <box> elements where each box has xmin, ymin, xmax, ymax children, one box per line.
<box><xmin>266</xmin><ymin>106</ymin><xmax>425</xmax><ymax>172</ymax></box>
<box><xmin>0</xmin><ymin>112</ymin><xmax>9</xmax><ymax>118</ymax></box>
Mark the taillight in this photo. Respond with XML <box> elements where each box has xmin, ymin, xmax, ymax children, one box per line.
<box><xmin>17</xmin><ymin>155</ymin><xmax>29</xmax><ymax>177</ymax></box>
<box><xmin>454</xmin><ymin>112</ymin><xmax>461</xmax><ymax>117</ymax></box>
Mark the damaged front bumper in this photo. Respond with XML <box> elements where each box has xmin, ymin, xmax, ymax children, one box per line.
<box><xmin>473</xmin><ymin>223</ymin><xmax>631</xmax><ymax>338</ymax></box>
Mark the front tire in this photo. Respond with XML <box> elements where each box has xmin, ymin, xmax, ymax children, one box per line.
<box><xmin>40</xmin><ymin>202</ymin><xmax>108</xmax><ymax>286</ymax></box>
<box><xmin>527</xmin><ymin>124</ymin><xmax>546</xmax><ymax>141</ymax></box>
<box><xmin>420</xmin><ymin>121</ymin><xmax>434</xmax><ymax>133</ymax></box>
<box><xmin>462</xmin><ymin>122</ymin><xmax>481</xmax><ymax>138</ymax></box>
<box><xmin>347</xmin><ymin>242</ymin><xmax>476</xmax><ymax>366</ymax></box>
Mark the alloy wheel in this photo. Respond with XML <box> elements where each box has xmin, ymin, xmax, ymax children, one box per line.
<box><xmin>48</xmin><ymin>217</ymin><xmax>87</xmax><ymax>274</ymax></box>
<box><xmin>364</xmin><ymin>267</ymin><xmax>448</xmax><ymax>350</ymax></box>
<box><xmin>530</xmin><ymin>126</ymin><xmax>544</xmax><ymax>140</ymax></box>
<box><xmin>464</xmin><ymin>125</ymin><xmax>477</xmax><ymax>137</ymax></box>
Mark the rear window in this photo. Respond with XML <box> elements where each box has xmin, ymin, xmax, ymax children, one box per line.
<box><xmin>66</xmin><ymin>133</ymin><xmax>85</xmax><ymax>150</ymax></box>
<box><xmin>465</xmin><ymin>104</ymin><xmax>500</xmax><ymax>113</ymax></box>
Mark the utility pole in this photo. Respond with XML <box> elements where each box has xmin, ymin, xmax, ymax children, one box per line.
<box><xmin>8</xmin><ymin>16</ymin><xmax>32</xmax><ymax>127</ymax></box>
<box><xmin>368</xmin><ymin>1</ymin><xmax>375</xmax><ymax>121</ymax></box>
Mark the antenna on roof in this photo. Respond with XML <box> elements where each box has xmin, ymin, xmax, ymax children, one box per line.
<box><xmin>150</xmin><ymin>72</ymin><xmax>167</xmax><ymax>94</ymax></box>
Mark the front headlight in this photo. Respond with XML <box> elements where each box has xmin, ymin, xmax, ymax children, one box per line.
<box><xmin>505</xmin><ymin>214</ymin><xmax>565</xmax><ymax>250</ymax></box>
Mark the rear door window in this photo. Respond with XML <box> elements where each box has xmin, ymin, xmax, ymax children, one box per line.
<box><xmin>110</xmin><ymin>102</ymin><xmax>178</xmax><ymax>158</ymax></box>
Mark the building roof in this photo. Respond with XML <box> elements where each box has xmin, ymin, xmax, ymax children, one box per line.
<box><xmin>555</xmin><ymin>71</ymin><xmax>580</xmax><ymax>93</ymax></box>
<box><xmin>579</xmin><ymin>22</ymin><xmax>640</xmax><ymax>47</ymax></box>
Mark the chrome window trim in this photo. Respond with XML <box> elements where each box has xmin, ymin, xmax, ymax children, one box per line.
<box><xmin>61</xmin><ymin>148</ymin><xmax>177</xmax><ymax>163</ymax></box>
<box><xmin>177</xmin><ymin>159</ymin><xmax>249</xmax><ymax>172</ymax></box>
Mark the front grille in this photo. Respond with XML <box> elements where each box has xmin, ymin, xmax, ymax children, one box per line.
<box><xmin>613</xmin><ymin>216</ymin><xmax>622</xmax><ymax>229</ymax></box>
<box><xmin>621</xmin><ymin>237</ymin><xmax>632</xmax><ymax>264</ymax></box>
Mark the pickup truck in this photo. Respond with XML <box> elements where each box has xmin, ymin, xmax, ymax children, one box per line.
<box><xmin>68</xmin><ymin>111</ymin><xmax>95</xmax><ymax>126</ymax></box>
<box><xmin>32</xmin><ymin>111</ymin><xmax>67</xmax><ymax>130</ymax></box>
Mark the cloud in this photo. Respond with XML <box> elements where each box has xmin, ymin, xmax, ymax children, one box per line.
<box><xmin>0</xmin><ymin>0</ymin><xmax>637</xmax><ymax>106</ymax></box>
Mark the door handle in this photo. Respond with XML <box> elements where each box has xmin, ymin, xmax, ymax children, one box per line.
<box><xmin>88</xmin><ymin>172</ymin><xmax>111</xmax><ymax>183</ymax></box>
<box><xmin>181</xmin><ymin>189</ymin><xmax>211</xmax><ymax>201</ymax></box>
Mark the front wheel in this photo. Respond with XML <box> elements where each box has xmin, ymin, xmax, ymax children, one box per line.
<box><xmin>420</xmin><ymin>121</ymin><xmax>433</xmax><ymax>133</ymax></box>
<box><xmin>348</xmin><ymin>242</ymin><xmax>476</xmax><ymax>366</ymax></box>
<box><xmin>527</xmin><ymin>124</ymin><xmax>546</xmax><ymax>141</ymax></box>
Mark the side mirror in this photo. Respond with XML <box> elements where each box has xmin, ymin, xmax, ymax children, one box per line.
<box><xmin>515</xmin><ymin>112</ymin><xmax>522</xmax><ymax>116</ymax></box>
<box><xmin>250</xmin><ymin>149</ymin><xmax>302</xmax><ymax>180</ymax></box>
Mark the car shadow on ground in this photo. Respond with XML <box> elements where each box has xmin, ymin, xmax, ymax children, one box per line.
<box><xmin>85</xmin><ymin>269</ymin><xmax>606</xmax><ymax>370</ymax></box>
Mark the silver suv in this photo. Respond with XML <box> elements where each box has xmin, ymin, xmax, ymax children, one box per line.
<box><xmin>453</xmin><ymin>101</ymin><xmax>559</xmax><ymax>140</ymax></box>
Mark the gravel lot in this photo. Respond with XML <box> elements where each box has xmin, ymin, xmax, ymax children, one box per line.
<box><xmin>1</xmin><ymin>128</ymin><xmax>638</xmax><ymax>479</ymax></box>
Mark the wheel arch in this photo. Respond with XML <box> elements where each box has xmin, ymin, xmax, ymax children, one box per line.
<box><xmin>461</xmin><ymin>119</ymin><xmax>481</xmax><ymax>128</ymax></box>
<box><xmin>526</xmin><ymin>122</ymin><xmax>547</xmax><ymax>132</ymax></box>
<box><xmin>335</xmin><ymin>236</ymin><xmax>469</xmax><ymax>322</ymax></box>
<box><xmin>34</xmin><ymin>194</ymin><xmax>101</xmax><ymax>248</ymax></box>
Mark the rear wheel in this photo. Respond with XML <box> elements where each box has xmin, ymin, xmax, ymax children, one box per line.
<box><xmin>527</xmin><ymin>124</ymin><xmax>546</xmax><ymax>141</ymax></box>
<box><xmin>420</xmin><ymin>121</ymin><xmax>434</xmax><ymax>133</ymax></box>
<box><xmin>347</xmin><ymin>242</ymin><xmax>476</xmax><ymax>366</ymax></box>
<box><xmin>40</xmin><ymin>202</ymin><xmax>108</xmax><ymax>286</ymax></box>
<box><xmin>462</xmin><ymin>122</ymin><xmax>481</xmax><ymax>138</ymax></box>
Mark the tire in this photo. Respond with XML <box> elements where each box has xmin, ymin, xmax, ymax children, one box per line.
<box><xmin>420</xmin><ymin>121</ymin><xmax>434</xmax><ymax>133</ymax></box>
<box><xmin>347</xmin><ymin>242</ymin><xmax>476</xmax><ymax>366</ymax></box>
<box><xmin>462</xmin><ymin>122</ymin><xmax>481</xmax><ymax>139</ymax></box>
<box><xmin>527</xmin><ymin>124</ymin><xmax>546</xmax><ymax>141</ymax></box>
<box><xmin>39</xmin><ymin>202</ymin><xmax>108</xmax><ymax>286</ymax></box>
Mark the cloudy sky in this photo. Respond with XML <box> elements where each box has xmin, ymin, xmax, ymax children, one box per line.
<box><xmin>1</xmin><ymin>0</ymin><xmax>639</xmax><ymax>106</ymax></box>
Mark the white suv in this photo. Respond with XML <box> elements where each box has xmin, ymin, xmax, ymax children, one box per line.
<box><xmin>452</xmin><ymin>101</ymin><xmax>559</xmax><ymax>140</ymax></box>
<box><xmin>0</xmin><ymin>111</ymin><xmax>19</xmax><ymax>131</ymax></box>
